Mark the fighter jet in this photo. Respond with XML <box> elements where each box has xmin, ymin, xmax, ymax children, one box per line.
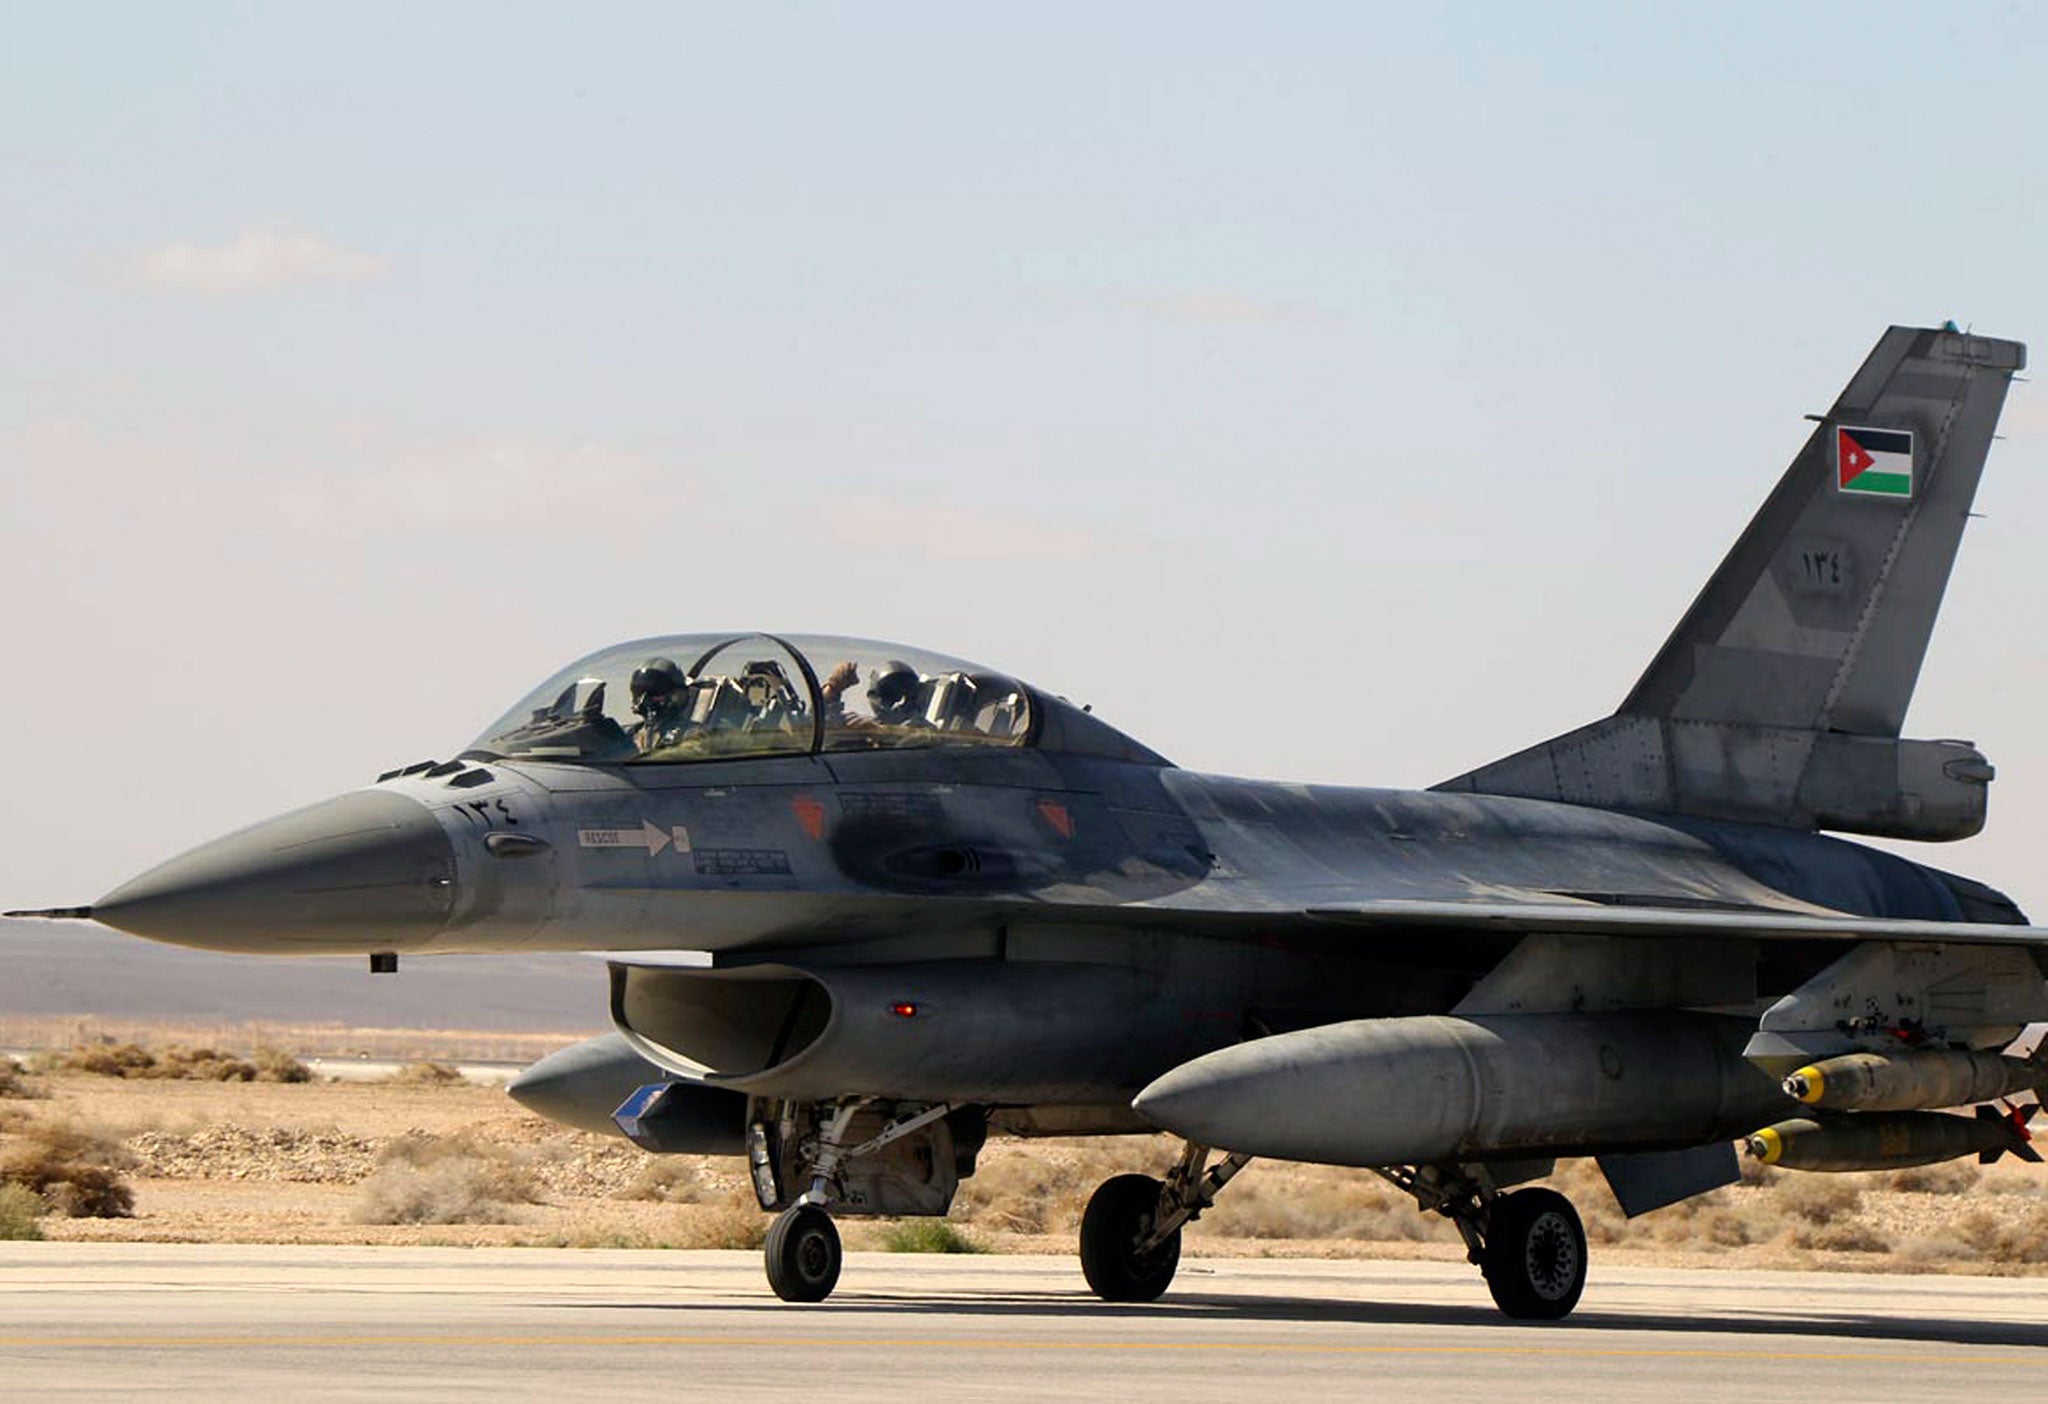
<box><xmin>15</xmin><ymin>324</ymin><xmax>2047</xmax><ymax>1319</ymax></box>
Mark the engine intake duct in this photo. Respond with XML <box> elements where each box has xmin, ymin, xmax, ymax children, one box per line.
<box><xmin>610</xmin><ymin>957</ymin><xmax>1180</xmax><ymax>1102</ymax></box>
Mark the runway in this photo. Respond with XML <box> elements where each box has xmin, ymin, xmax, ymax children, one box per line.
<box><xmin>3</xmin><ymin>1244</ymin><xmax>2045</xmax><ymax>1400</ymax></box>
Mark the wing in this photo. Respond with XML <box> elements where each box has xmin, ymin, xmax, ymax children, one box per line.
<box><xmin>1306</xmin><ymin>899</ymin><xmax>2048</xmax><ymax>948</ymax></box>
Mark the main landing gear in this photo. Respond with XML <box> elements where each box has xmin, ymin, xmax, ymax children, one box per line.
<box><xmin>1078</xmin><ymin>1143</ymin><xmax>1252</xmax><ymax>1303</ymax></box>
<box><xmin>1072</xmin><ymin>1150</ymin><xmax>1588</xmax><ymax>1320</ymax></box>
<box><xmin>1374</xmin><ymin>1163</ymin><xmax>1587</xmax><ymax>1319</ymax></box>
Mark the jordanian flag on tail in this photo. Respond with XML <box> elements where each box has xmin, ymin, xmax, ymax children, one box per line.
<box><xmin>1837</xmin><ymin>425</ymin><xmax>1913</xmax><ymax>497</ymax></box>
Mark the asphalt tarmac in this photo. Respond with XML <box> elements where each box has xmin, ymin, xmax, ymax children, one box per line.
<box><xmin>3</xmin><ymin>1244</ymin><xmax>2045</xmax><ymax>1401</ymax></box>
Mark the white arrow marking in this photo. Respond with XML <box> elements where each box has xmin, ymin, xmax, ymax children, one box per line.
<box><xmin>577</xmin><ymin>820</ymin><xmax>689</xmax><ymax>856</ymax></box>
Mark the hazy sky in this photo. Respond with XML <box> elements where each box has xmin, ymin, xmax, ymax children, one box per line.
<box><xmin>5</xmin><ymin>4</ymin><xmax>2048</xmax><ymax>912</ymax></box>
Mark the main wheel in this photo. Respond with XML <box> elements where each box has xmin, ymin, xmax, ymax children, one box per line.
<box><xmin>1079</xmin><ymin>1173</ymin><xmax>1181</xmax><ymax>1303</ymax></box>
<box><xmin>765</xmin><ymin>1204</ymin><xmax>842</xmax><ymax>1303</ymax></box>
<box><xmin>1481</xmin><ymin>1187</ymin><xmax>1587</xmax><ymax>1320</ymax></box>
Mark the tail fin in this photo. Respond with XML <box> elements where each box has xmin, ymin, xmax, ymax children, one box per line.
<box><xmin>1438</xmin><ymin>325</ymin><xmax>2026</xmax><ymax>841</ymax></box>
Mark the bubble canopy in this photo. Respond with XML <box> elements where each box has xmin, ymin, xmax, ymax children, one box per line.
<box><xmin>465</xmin><ymin>634</ymin><xmax>1038</xmax><ymax>764</ymax></box>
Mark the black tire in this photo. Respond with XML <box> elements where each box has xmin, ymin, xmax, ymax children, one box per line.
<box><xmin>764</xmin><ymin>1204</ymin><xmax>842</xmax><ymax>1303</ymax></box>
<box><xmin>1481</xmin><ymin>1188</ymin><xmax>1587</xmax><ymax>1320</ymax></box>
<box><xmin>1079</xmin><ymin>1173</ymin><xmax>1181</xmax><ymax>1303</ymax></box>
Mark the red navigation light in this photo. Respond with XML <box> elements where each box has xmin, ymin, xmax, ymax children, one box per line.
<box><xmin>889</xmin><ymin>1001</ymin><xmax>918</xmax><ymax>1019</ymax></box>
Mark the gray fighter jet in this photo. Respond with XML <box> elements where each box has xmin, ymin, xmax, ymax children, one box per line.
<box><xmin>16</xmin><ymin>324</ymin><xmax>2047</xmax><ymax>1319</ymax></box>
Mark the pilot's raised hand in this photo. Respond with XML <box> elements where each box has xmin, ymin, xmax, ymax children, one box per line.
<box><xmin>822</xmin><ymin>661</ymin><xmax>858</xmax><ymax>701</ymax></box>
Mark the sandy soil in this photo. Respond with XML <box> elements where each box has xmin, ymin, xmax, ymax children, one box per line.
<box><xmin>7</xmin><ymin>1063</ymin><xmax>2048</xmax><ymax>1275</ymax></box>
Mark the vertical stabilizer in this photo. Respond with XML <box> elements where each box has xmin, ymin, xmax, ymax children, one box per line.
<box><xmin>1439</xmin><ymin>325</ymin><xmax>2025</xmax><ymax>841</ymax></box>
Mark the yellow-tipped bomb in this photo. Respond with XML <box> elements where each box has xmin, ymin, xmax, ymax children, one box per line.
<box><xmin>1784</xmin><ymin>1066</ymin><xmax>1827</xmax><ymax>1105</ymax></box>
<box><xmin>1747</xmin><ymin>1124</ymin><xmax>1789</xmax><ymax>1164</ymax></box>
<box><xmin>1742</xmin><ymin>1109</ymin><xmax>2033</xmax><ymax>1172</ymax></box>
<box><xmin>1779</xmin><ymin>1050</ymin><xmax>2048</xmax><ymax>1113</ymax></box>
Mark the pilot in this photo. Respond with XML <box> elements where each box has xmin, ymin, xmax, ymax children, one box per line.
<box><xmin>868</xmin><ymin>660</ymin><xmax>930</xmax><ymax>729</ymax></box>
<box><xmin>628</xmin><ymin>657</ymin><xmax>695</xmax><ymax>753</ymax></box>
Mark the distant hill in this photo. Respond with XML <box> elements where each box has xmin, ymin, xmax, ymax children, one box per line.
<box><xmin>0</xmin><ymin>918</ymin><xmax>608</xmax><ymax>1033</ymax></box>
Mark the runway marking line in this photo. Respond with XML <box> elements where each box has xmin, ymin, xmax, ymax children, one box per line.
<box><xmin>0</xmin><ymin>1334</ymin><xmax>2041</xmax><ymax>1364</ymax></box>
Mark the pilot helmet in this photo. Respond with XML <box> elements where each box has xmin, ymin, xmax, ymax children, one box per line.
<box><xmin>868</xmin><ymin>661</ymin><xmax>921</xmax><ymax>719</ymax></box>
<box><xmin>629</xmin><ymin>657</ymin><xmax>687</xmax><ymax>716</ymax></box>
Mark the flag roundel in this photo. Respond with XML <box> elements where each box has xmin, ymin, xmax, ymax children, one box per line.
<box><xmin>1836</xmin><ymin>425</ymin><xmax>1913</xmax><ymax>497</ymax></box>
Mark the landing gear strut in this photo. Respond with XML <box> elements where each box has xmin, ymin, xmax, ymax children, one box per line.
<box><xmin>755</xmin><ymin>1098</ymin><xmax>964</xmax><ymax>1304</ymax></box>
<box><xmin>1374</xmin><ymin>1163</ymin><xmax>1587</xmax><ymax>1320</ymax></box>
<box><xmin>1079</xmin><ymin>1142</ymin><xmax>1253</xmax><ymax>1303</ymax></box>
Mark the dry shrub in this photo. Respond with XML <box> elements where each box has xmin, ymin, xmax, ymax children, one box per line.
<box><xmin>0</xmin><ymin>1057</ymin><xmax>46</xmax><ymax>1100</ymax></box>
<box><xmin>1774</xmin><ymin>1176</ymin><xmax>1861</xmax><ymax>1226</ymax></box>
<box><xmin>1888</xmin><ymin>1160</ymin><xmax>1981</xmax><ymax>1194</ymax></box>
<box><xmin>952</xmin><ymin>1140</ymin><xmax>1154</xmax><ymax>1235</ymax></box>
<box><xmin>0</xmin><ymin>1120</ymin><xmax>135</xmax><ymax>1218</ymax></box>
<box><xmin>153</xmin><ymin>1047</ymin><xmax>259</xmax><ymax>1082</ymax></box>
<box><xmin>1201</xmin><ymin>1170</ymin><xmax>1445</xmax><ymax>1242</ymax></box>
<box><xmin>1956</xmin><ymin>1204</ymin><xmax>2048</xmax><ymax>1265</ymax></box>
<box><xmin>621</xmin><ymin>1158</ymin><xmax>714</xmax><ymax>1204</ymax></box>
<box><xmin>1654</xmin><ymin>1202</ymin><xmax>1769</xmax><ymax>1249</ymax></box>
<box><xmin>1896</xmin><ymin>1234</ymin><xmax>1975</xmax><ymax>1265</ymax></box>
<box><xmin>352</xmin><ymin>1159</ymin><xmax>528</xmax><ymax>1225</ymax></box>
<box><xmin>349</xmin><ymin>1131</ymin><xmax>539</xmax><ymax>1225</ymax></box>
<box><xmin>251</xmin><ymin>1047</ymin><xmax>312</xmax><ymax>1083</ymax></box>
<box><xmin>1793</xmin><ymin>1221</ymin><xmax>1891</xmax><ymax>1253</ymax></box>
<box><xmin>37</xmin><ymin>1041</ymin><xmax>309</xmax><ymax>1083</ymax></box>
<box><xmin>54</xmin><ymin>1042</ymin><xmax>157</xmax><ymax>1078</ymax></box>
<box><xmin>386</xmin><ymin>1061</ymin><xmax>464</xmax><ymax>1086</ymax></box>
<box><xmin>0</xmin><ymin>1181</ymin><xmax>48</xmax><ymax>1239</ymax></box>
<box><xmin>669</xmin><ymin>1203</ymin><xmax>768</xmax><ymax>1250</ymax></box>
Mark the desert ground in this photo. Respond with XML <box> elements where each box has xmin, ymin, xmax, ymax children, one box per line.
<box><xmin>5</xmin><ymin>1023</ymin><xmax>2048</xmax><ymax>1274</ymax></box>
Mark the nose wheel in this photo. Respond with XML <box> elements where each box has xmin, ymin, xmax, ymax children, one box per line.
<box><xmin>764</xmin><ymin>1204</ymin><xmax>842</xmax><ymax>1303</ymax></box>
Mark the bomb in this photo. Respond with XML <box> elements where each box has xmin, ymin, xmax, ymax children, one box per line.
<box><xmin>1744</xmin><ymin>1106</ymin><xmax>2039</xmax><ymax>1172</ymax></box>
<box><xmin>1782</xmin><ymin>1049</ymin><xmax>2048</xmax><ymax>1113</ymax></box>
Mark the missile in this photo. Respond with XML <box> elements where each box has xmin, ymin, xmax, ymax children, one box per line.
<box><xmin>1744</xmin><ymin>1106</ymin><xmax>2041</xmax><ymax>1172</ymax></box>
<box><xmin>1782</xmin><ymin>1050</ymin><xmax>2048</xmax><ymax>1113</ymax></box>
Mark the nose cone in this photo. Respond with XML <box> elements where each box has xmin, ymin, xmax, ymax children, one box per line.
<box><xmin>507</xmin><ymin>1032</ymin><xmax>665</xmax><ymax>1136</ymax></box>
<box><xmin>93</xmin><ymin>791</ymin><xmax>455</xmax><ymax>953</ymax></box>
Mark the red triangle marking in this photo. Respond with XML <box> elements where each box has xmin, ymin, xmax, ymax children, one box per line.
<box><xmin>791</xmin><ymin>797</ymin><xmax>826</xmax><ymax>840</ymax></box>
<box><xmin>1838</xmin><ymin>428</ymin><xmax>1874</xmax><ymax>487</ymax></box>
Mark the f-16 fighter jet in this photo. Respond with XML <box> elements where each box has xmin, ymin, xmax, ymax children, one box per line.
<box><xmin>16</xmin><ymin>324</ymin><xmax>2045</xmax><ymax>1319</ymax></box>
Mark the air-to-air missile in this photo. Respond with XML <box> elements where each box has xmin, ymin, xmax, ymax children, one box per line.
<box><xmin>1780</xmin><ymin>1049</ymin><xmax>2048</xmax><ymax>1113</ymax></box>
<box><xmin>1744</xmin><ymin>1105</ymin><xmax>2042</xmax><ymax>1172</ymax></box>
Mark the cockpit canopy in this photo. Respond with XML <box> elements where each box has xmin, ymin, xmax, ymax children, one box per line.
<box><xmin>467</xmin><ymin>634</ymin><xmax>1037</xmax><ymax>765</ymax></box>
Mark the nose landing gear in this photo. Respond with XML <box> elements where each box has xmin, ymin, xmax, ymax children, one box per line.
<box><xmin>765</xmin><ymin>1203</ymin><xmax>842</xmax><ymax>1303</ymax></box>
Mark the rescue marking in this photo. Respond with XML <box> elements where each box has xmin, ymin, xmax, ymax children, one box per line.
<box><xmin>577</xmin><ymin>820</ymin><xmax>690</xmax><ymax>856</ymax></box>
